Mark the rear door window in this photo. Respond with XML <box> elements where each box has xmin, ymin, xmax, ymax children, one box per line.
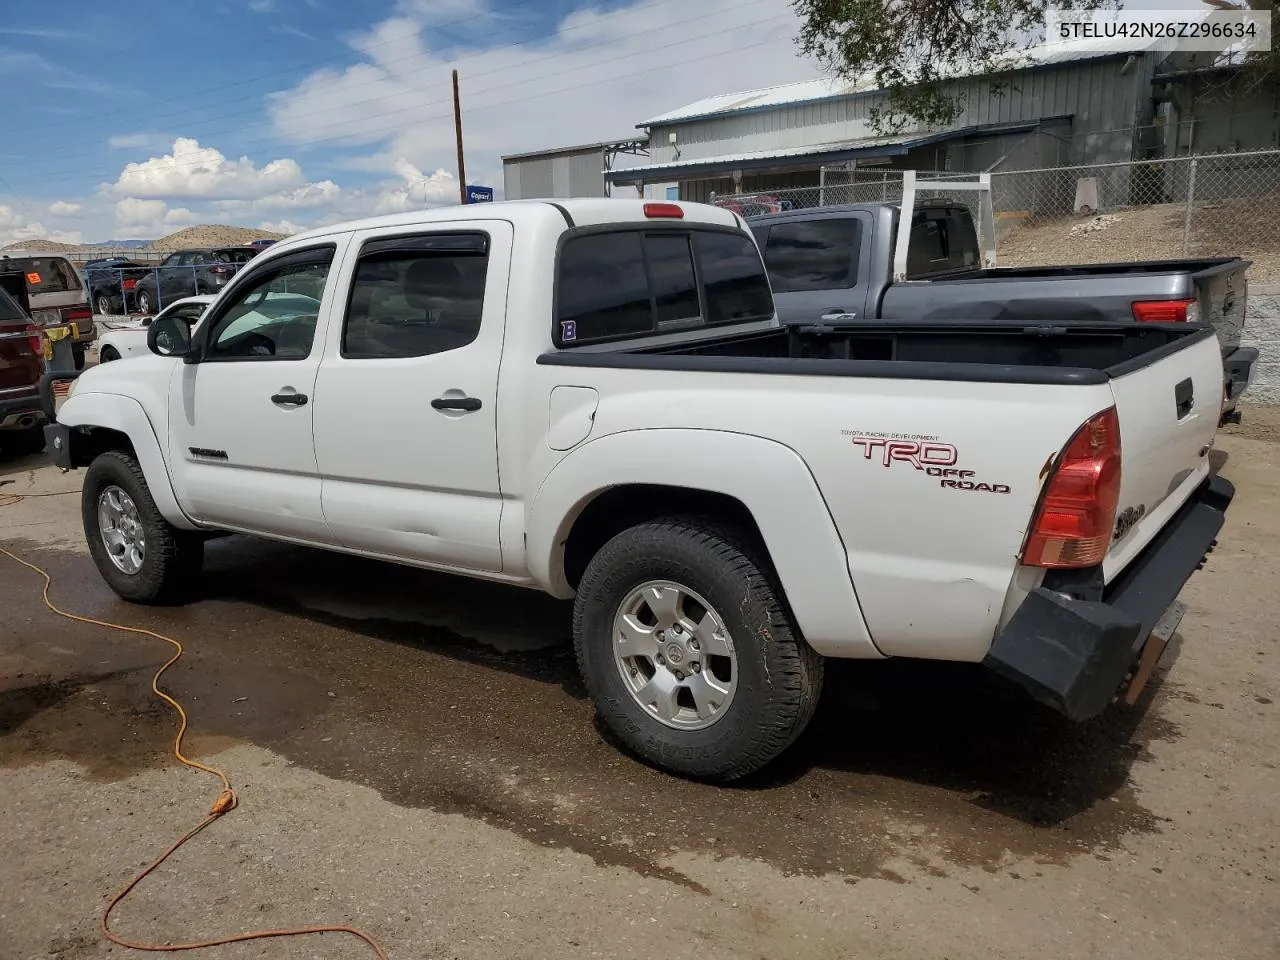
<box><xmin>761</xmin><ymin>218</ymin><xmax>859</xmax><ymax>292</ymax></box>
<box><xmin>4</xmin><ymin>256</ymin><xmax>81</xmax><ymax>294</ymax></box>
<box><xmin>556</xmin><ymin>227</ymin><xmax>774</xmax><ymax>347</ymax></box>
<box><xmin>906</xmin><ymin>208</ymin><xmax>979</xmax><ymax>278</ymax></box>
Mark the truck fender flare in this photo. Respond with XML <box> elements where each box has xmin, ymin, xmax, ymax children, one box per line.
<box><xmin>526</xmin><ymin>428</ymin><xmax>881</xmax><ymax>659</ymax></box>
<box><xmin>57</xmin><ymin>392</ymin><xmax>199</xmax><ymax>531</ymax></box>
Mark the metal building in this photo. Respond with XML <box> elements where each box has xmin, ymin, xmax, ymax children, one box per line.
<box><xmin>502</xmin><ymin>138</ymin><xmax>649</xmax><ymax>200</ymax></box>
<box><xmin>605</xmin><ymin>36</ymin><xmax>1211</xmax><ymax>202</ymax></box>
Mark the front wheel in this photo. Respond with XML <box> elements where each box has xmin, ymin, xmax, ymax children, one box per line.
<box><xmin>573</xmin><ymin>518</ymin><xmax>823</xmax><ymax>782</ymax></box>
<box><xmin>82</xmin><ymin>451</ymin><xmax>203</xmax><ymax>604</ymax></box>
<box><xmin>136</xmin><ymin>290</ymin><xmax>154</xmax><ymax>315</ymax></box>
<box><xmin>99</xmin><ymin>345</ymin><xmax>121</xmax><ymax>363</ymax></box>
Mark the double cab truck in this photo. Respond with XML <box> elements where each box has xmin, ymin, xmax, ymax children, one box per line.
<box><xmin>43</xmin><ymin>198</ymin><xmax>1234</xmax><ymax>781</ymax></box>
<box><xmin>747</xmin><ymin>188</ymin><xmax>1256</xmax><ymax>424</ymax></box>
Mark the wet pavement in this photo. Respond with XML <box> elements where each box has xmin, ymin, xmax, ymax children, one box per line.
<box><xmin>3</xmin><ymin>410</ymin><xmax>1279</xmax><ymax>960</ymax></box>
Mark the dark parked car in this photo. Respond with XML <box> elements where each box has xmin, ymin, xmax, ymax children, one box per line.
<box><xmin>0</xmin><ymin>270</ymin><xmax>47</xmax><ymax>454</ymax></box>
<box><xmin>131</xmin><ymin>246</ymin><xmax>259</xmax><ymax>314</ymax></box>
<box><xmin>83</xmin><ymin>258</ymin><xmax>155</xmax><ymax>315</ymax></box>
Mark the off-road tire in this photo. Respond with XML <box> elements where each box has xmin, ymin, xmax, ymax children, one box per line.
<box><xmin>82</xmin><ymin>451</ymin><xmax>203</xmax><ymax>604</ymax></box>
<box><xmin>573</xmin><ymin>517</ymin><xmax>824</xmax><ymax>782</ymax></box>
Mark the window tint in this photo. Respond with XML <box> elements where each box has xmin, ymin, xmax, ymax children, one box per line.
<box><xmin>906</xmin><ymin>208</ymin><xmax>980</xmax><ymax>279</ymax></box>
<box><xmin>342</xmin><ymin>246</ymin><xmax>489</xmax><ymax>359</ymax></box>
<box><xmin>761</xmin><ymin>219</ymin><xmax>858</xmax><ymax>293</ymax></box>
<box><xmin>644</xmin><ymin>234</ymin><xmax>700</xmax><ymax>328</ymax></box>
<box><xmin>556</xmin><ymin>228</ymin><xmax>774</xmax><ymax>345</ymax></box>
<box><xmin>693</xmin><ymin>230</ymin><xmax>774</xmax><ymax>325</ymax></box>
<box><xmin>557</xmin><ymin>232</ymin><xmax>652</xmax><ymax>343</ymax></box>
<box><xmin>207</xmin><ymin>252</ymin><xmax>333</xmax><ymax>360</ymax></box>
<box><xmin>0</xmin><ymin>287</ymin><xmax>23</xmax><ymax>321</ymax></box>
<box><xmin>3</xmin><ymin>256</ymin><xmax>81</xmax><ymax>294</ymax></box>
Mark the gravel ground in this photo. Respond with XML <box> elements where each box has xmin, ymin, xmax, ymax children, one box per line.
<box><xmin>997</xmin><ymin>200</ymin><xmax>1280</xmax><ymax>281</ymax></box>
<box><xmin>2</xmin><ymin>407</ymin><xmax>1279</xmax><ymax>960</ymax></box>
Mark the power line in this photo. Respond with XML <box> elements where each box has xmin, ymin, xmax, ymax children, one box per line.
<box><xmin>30</xmin><ymin>12</ymin><xmax>797</xmax><ymax>190</ymax></box>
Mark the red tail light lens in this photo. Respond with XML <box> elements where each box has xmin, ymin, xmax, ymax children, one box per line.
<box><xmin>123</xmin><ymin>278</ymin><xmax>137</xmax><ymax>290</ymax></box>
<box><xmin>64</xmin><ymin>307</ymin><xmax>92</xmax><ymax>322</ymax></box>
<box><xmin>643</xmin><ymin>202</ymin><xmax>684</xmax><ymax>219</ymax></box>
<box><xmin>24</xmin><ymin>323</ymin><xmax>42</xmax><ymax>355</ymax></box>
<box><xmin>210</xmin><ymin>265</ymin><xmax>231</xmax><ymax>274</ymax></box>
<box><xmin>1023</xmin><ymin>406</ymin><xmax>1123</xmax><ymax>568</ymax></box>
<box><xmin>1132</xmin><ymin>298</ymin><xmax>1195</xmax><ymax>322</ymax></box>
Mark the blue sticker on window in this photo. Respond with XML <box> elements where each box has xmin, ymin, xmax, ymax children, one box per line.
<box><xmin>560</xmin><ymin>320</ymin><xmax>577</xmax><ymax>342</ymax></box>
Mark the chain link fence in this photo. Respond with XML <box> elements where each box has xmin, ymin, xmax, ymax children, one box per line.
<box><xmin>712</xmin><ymin>150</ymin><xmax>1280</xmax><ymax>281</ymax></box>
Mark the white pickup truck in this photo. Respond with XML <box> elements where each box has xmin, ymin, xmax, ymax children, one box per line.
<box><xmin>42</xmin><ymin>198</ymin><xmax>1234</xmax><ymax>782</ymax></box>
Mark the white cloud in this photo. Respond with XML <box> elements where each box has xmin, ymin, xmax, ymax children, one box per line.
<box><xmin>114</xmin><ymin>198</ymin><xmax>201</xmax><ymax>238</ymax></box>
<box><xmin>0</xmin><ymin>205</ymin><xmax>82</xmax><ymax>247</ymax></box>
<box><xmin>48</xmin><ymin>200</ymin><xmax>82</xmax><ymax>215</ymax></box>
<box><xmin>108</xmin><ymin>132</ymin><xmax>168</xmax><ymax>150</ymax></box>
<box><xmin>106</xmin><ymin>137</ymin><xmax>308</xmax><ymax>201</ymax></box>
<box><xmin>258</xmin><ymin>219</ymin><xmax>306</xmax><ymax>234</ymax></box>
<box><xmin>267</xmin><ymin>0</ymin><xmax>820</xmax><ymax>194</ymax></box>
<box><xmin>249</xmin><ymin>0</ymin><xmax>275</xmax><ymax>12</ymax></box>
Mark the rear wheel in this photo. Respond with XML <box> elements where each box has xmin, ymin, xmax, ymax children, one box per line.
<box><xmin>95</xmin><ymin>294</ymin><xmax>114</xmax><ymax>316</ymax></box>
<box><xmin>573</xmin><ymin>517</ymin><xmax>823</xmax><ymax>782</ymax></box>
<box><xmin>82</xmin><ymin>451</ymin><xmax>203</xmax><ymax>604</ymax></box>
<box><xmin>99</xmin><ymin>345</ymin><xmax>121</xmax><ymax>363</ymax></box>
<box><xmin>136</xmin><ymin>290</ymin><xmax>154</xmax><ymax>315</ymax></box>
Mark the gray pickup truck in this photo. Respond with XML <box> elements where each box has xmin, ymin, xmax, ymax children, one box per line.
<box><xmin>746</xmin><ymin>200</ymin><xmax>1256</xmax><ymax>423</ymax></box>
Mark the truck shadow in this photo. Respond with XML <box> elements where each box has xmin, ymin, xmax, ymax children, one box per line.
<box><xmin>198</xmin><ymin>534</ymin><xmax>1170</xmax><ymax>832</ymax></box>
<box><xmin>735</xmin><ymin>656</ymin><xmax>1174</xmax><ymax>828</ymax></box>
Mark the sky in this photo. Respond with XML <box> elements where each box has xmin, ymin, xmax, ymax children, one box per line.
<box><xmin>0</xmin><ymin>0</ymin><xmax>1211</xmax><ymax>246</ymax></box>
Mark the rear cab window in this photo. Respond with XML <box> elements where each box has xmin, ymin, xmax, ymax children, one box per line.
<box><xmin>905</xmin><ymin>207</ymin><xmax>980</xmax><ymax>279</ymax></box>
<box><xmin>555</xmin><ymin>226</ymin><xmax>773</xmax><ymax>347</ymax></box>
<box><xmin>2</xmin><ymin>256</ymin><xmax>83</xmax><ymax>295</ymax></box>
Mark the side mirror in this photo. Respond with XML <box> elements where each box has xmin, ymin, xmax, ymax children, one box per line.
<box><xmin>147</xmin><ymin>313</ymin><xmax>194</xmax><ymax>359</ymax></box>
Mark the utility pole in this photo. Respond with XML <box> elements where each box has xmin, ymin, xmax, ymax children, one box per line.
<box><xmin>452</xmin><ymin>69</ymin><xmax>467</xmax><ymax>206</ymax></box>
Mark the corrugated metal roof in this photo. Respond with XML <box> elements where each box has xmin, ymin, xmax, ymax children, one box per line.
<box><xmin>639</xmin><ymin>32</ymin><xmax>1200</xmax><ymax>128</ymax></box>
<box><xmin>606</xmin><ymin>122</ymin><xmax>1046</xmax><ymax>181</ymax></box>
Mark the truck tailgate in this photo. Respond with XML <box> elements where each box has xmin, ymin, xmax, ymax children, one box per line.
<box><xmin>1103</xmin><ymin>330</ymin><xmax>1223</xmax><ymax>582</ymax></box>
<box><xmin>1196</xmin><ymin>262</ymin><xmax>1248</xmax><ymax>354</ymax></box>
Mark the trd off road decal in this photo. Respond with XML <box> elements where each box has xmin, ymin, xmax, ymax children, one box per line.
<box><xmin>841</xmin><ymin>430</ymin><xmax>1011</xmax><ymax>495</ymax></box>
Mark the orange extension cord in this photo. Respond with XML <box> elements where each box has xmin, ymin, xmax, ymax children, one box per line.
<box><xmin>0</xmin><ymin>492</ymin><xmax>390</xmax><ymax>959</ymax></box>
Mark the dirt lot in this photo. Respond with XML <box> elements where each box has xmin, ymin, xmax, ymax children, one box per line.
<box><xmin>2</xmin><ymin>408</ymin><xmax>1279</xmax><ymax>959</ymax></box>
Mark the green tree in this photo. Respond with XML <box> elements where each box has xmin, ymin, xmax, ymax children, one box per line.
<box><xmin>790</xmin><ymin>0</ymin><xmax>1114</xmax><ymax>133</ymax></box>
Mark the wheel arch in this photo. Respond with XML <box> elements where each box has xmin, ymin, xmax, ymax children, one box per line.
<box><xmin>57</xmin><ymin>392</ymin><xmax>198</xmax><ymax>530</ymax></box>
<box><xmin>526</xmin><ymin>428</ymin><xmax>881</xmax><ymax>659</ymax></box>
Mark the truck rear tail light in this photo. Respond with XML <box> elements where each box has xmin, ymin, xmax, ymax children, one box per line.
<box><xmin>643</xmin><ymin>202</ymin><xmax>684</xmax><ymax>219</ymax></box>
<box><xmin>1132</xmin><ymin>298</ymin><xmax>1196</xmax><ymax>323</ymax></box>
<box><xmin>64</xmin><ymin>307</ymin><xmax>92</xmax><ymax>323</ymax></box>
<box><xmin>1022</xmin><ymin>406</ymin><xmax>1122</xmax><ymax>569</ymax></box>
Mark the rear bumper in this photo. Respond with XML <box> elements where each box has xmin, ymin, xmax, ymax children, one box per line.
<box><xmin>0</xmin><ymin>388</ymin><xmax>44</xmax><ymax>428</ymax></box>
<box><xmin>983</xmin><ymin>473</ymin><xmax>1234</xmax><ymax>722</ymax></box>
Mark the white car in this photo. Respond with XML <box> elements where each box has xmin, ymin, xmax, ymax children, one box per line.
<box><xmin>46</xmin><ymin>198</ymin><xmax>1234</xmax><ymax>782</ymax></box>
<box><xmin>96</xmin><ymin>296</ymin><xmax>215</xmax><ymax>363</ymax></box>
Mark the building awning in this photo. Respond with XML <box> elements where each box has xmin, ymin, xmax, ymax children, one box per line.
<box><xmin>605</xmin><ymin>120</ymin><xmax>1057</xmax><ymax>184</ymax></box>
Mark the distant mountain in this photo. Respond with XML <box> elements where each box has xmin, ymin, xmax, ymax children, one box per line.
<box><xmin>84</xmin><ymin>239</ymin><xmax>151</xmax><ymax>249</ymax></box>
